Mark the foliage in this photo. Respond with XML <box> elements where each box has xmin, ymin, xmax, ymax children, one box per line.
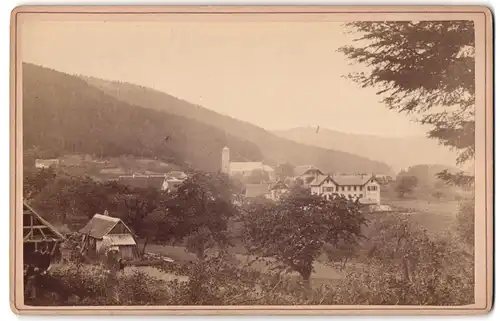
<box><xmin>275</xmin><ymin>162</ymin><xmax>295</xmax><ymax>180</ymax></box>
<box><xmin>455</xmin><ymin>198</ymin><xmax>474</xmax><ymax>248</ymax></box>
<box><xmin>23</xmin><ymin>167</ymin><xmax>57</xmax><ymax>199</ymax></box>
<box><xmin>243</xmin><ymin>187</ymin><xmax>366</xmax><ymax>282</ymax></box>
<box><xmin>32</xmin><ymin>262</ymin><xmax>171</xmax><ymax>306</ymax></box>
<box><xmin>114</xmin><ymin>188</ymin><xmax>162</xmax><ymax>253</ymax></box>
<box><xmin>432</xmin><ymin>191</ymin><xmax>445</xmax><ymax>200</ymax></box>
<box><xmin>395</xmin><ymin>176</ymin><xmax>419</xmax><ymax>198</ymax></box>
<box><xmin>163</xmin><ymin>172</ymin><xmax>239</xmax><ymax>259</ymax></box>
<box><xmin>339</xmin><ymin>21</ymin><xmax>475</xmax><ymax>187</ymax></box>
<box><xmin>246</xmin><ymin>169</ymin><xmax>270</xmax><ymax>184</ymax></box>
<box><xmin>335</xmin><ymin>213</ymin><xmax>474</xmax><ymax>305</ymax></box>
<box><xmin>437</xmin><ymin>170</ymin><xmax>475</xmax><ymax>189</ymax></box>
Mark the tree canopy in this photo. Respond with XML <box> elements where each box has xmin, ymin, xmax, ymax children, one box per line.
<box><xmin>339</xmin><ymin>21</ymin><xmax>475</xmax><ymax>169</ymax></box>
<box><xmin>243</xmin><ymin>187</ymin><xmax>366</xmax><ymax>282</ymax></box>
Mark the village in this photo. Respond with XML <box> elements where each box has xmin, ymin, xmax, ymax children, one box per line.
<box><xmin>23</xmin><ymin>145</ymin><xmax>400</xmax><ymax>303</ymax></box>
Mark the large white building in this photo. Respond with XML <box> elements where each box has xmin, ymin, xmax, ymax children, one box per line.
<box><xmin>221</xmin><ymin>146</ymin><xmax>276</xmax><ymax>181</ymax></box>
<box><xmin>309</xmin><ymin>174</ymin><xmax>381</xmax><ymax>205</ymax></box>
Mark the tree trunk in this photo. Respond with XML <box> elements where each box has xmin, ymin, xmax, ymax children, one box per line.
<box><xmin>142</xmin><ymin>236</ymin><xmax>149</xmax><ymax>255</ymax></box>
<box><xmin>196</xmin><ymin>243</ymin><xmax>205</xmax><ymax>261</ymax></box>
<box><xmin>402</xmin><ymin>257</ymin><xmax>410</xmax><ymax>282</ymax></box>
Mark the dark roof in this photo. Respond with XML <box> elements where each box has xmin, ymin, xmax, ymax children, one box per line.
<box><xmin>294</xmin><ymin>165</ymin><xmax>323</xmax><ymax>177</ymax></box>
<box><xmin>270</xmin><ymin>180</ymin><xmax>288</xmax><ymax>191</ymax></box>
<box><xmin>310</xmin><ymin>174</ymin><xmax>377</xmax><ymax>187</ymax></box>
<box><xmin>23</xmin><ymin>202</ymin><xmax>65</xmax><ymax>242</ymax></box>
<box><xmin>118</xmin><ymin>175</ymin><xmax>165</xmax><ymax>189</ymax></box>
<box><xmin>79</xmin><ymin>214</ymin><xmax>128</xmax><ymax>239</ymax></box>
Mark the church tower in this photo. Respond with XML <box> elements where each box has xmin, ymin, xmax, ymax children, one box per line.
<box><xmin>221</xmin><ymin>146</ymin><xmax>230</xmax><ymax>174</ymax></box>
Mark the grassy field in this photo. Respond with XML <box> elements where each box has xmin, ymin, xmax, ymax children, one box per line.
<box><xmin>383</xmin><ymin>198</ymin><xmax>460</xmax><ymax>234</ymax></box>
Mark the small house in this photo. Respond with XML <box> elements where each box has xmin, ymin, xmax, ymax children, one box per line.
<box><xmin>269</xmin><ymin>180</ymin><xmax>289</xmax><ymax>201</ymax></box>
<box><xmin>118</xmin><ymin>173</ymin><xmax>168</xmax><ymax>191</ymax></box>
<box><xmin>34</xmin><ymin>159</ymin><xmax>60</xmax><ymax>169</ymax></box>
<box><xmin>79</xmin><ymin>213</ymin><xmax>140</xmax><ymax>260</ymax></box>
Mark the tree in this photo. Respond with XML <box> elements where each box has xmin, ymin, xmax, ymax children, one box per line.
<box><xmin>456</xmin><ymin>198</ymin><xmax>474</xmax><ymax>248</ymax></box>
<box><xmin>23</xmin><ymin>167</ymin><xmax>57</xmax><ymax>199</ymax></box>
<box><xmin>339</xmin><ymin>21</ymin><xmax>475</xmax><ymax>182</ymax></box>
<box><xmin>276</xmin><ymin>162</ymin><xmax>295</xmax><ymax>180</ymax></box>
<box><xmin>337</xmin><ymin>213</ymin><xmax>474</xmax><ymax>305</ymax></box>
<box><xmin>243</xmin><ymin>187</ymin><xmax>366</xmax><ymax>284</ymax></box>
<box><xmin>164</xmin><ymin>171</ymin><xmax>238</xmax><ymax>260</ymax></box>
<box><xmin>395</xmin><ymin>176</ymin><xmax>418</xmax><ymax>198</ymax></box>
<box><xmin>246</xmin><ymin>169</ymin><xmax>270</xmax><ymax>184</ymax></box>
<box><xmin>115</xmin><ymin>187</ymin><xmax>161</xmax><ymax>254</ymax></box>
<box><xmin>432</xmin><ymin>190</ymin><xmax>445</xmax><ymax>200</ymax></box>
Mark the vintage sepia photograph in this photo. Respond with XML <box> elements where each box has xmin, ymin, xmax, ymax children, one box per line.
<box><xmin>10</xmin><ymin>6</ymin><xmax>493</xmax><ymax>315</ymax></box>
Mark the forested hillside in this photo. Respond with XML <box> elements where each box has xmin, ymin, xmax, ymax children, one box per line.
<box><xmin>23</xmin><ymin>63</ymin><xmax>263</xmax><ymax>172</ymax></box>
<box><xmin>84</xmin><ymin>76</ymin><xmax>393</xmax><ymax>174</ymax></box>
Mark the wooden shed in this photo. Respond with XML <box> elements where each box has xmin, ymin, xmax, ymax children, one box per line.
<box><xmin>23</xmin><ymin>202</ymin><xmax>65</xmax><ymax>264</ymax></box>
<box><xmin>79</xmin><ymin>213</ymin><xmax>140</xmax><ymax>260</ymax></box>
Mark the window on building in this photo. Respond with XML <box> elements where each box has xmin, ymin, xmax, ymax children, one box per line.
<box><xmin>359</xmin><ymin>194</ymin><xmax>363</xmax><ymax>198</ymax></box>
<box><xmin>368</xmin><ymin>186</ymin><xmax>378</xmax><ymax>191</ymax></box>
<box><xmin>341</xmin><ymin>186</ymin><xmax>345</xmax><ymax>191</ymax></box>
<box><xmin>323</xmin><ymin>187</ymin><xmax>334</xmax><ymax>193</ymax></box>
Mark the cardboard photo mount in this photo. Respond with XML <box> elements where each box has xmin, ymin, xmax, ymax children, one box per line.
<box><xmin>10</xmin><ymin>5</ymin><xmax>494</xmax><ymax>315</ymax></box>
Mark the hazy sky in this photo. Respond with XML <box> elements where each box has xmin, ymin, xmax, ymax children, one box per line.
<box><xmin>20</xmin><ymin>16</ymin><xmax>429</xmax><ymax>137</ymax></box>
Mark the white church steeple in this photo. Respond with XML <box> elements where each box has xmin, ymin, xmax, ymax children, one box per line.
<box><xmin>221</xmin><ymin>146</ymin><xmax>230</xmax><ymax>174</ymax></box>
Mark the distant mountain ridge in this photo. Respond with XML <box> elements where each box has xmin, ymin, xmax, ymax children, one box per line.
<box><xmin>81</xmin><ymin>75</ymin><xmax>394</xmax><ymax>175</ymax></box>
<box><xmin>273</xmin><ymin>126</ymin><xmax>461</xmax><ymax>172</ymax></box>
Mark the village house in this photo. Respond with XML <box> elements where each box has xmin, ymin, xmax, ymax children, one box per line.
<box><xmin>221</xmin><ymin>146</ymin><xmax>276</xmax><ymax>181</ymax></box>
<box><xmin>269</xmin><ymin>180</ymin><xmax>289</xmax><ymax>201</ymax></box>
<box><xmin>35</xmin><ymin>158</ymin><xmax>60</xmax><ymax>169</ymax></box>
<box><xmin>79</xmin><ymin>212</ymin><xmax>140</xmax><ymax>260</ymax></box>
<box><xmin>294</xmin><ymin>165</ymin><xmax>325</xmax><ymax>186</ymax></box>
<box><xmin>118</xmin><ymin>171</ymin><xmax>188</xmax><ymax>193</ymax></box>
<box><xmin>310</xmin><ymin>174</ymin><xmax>381</xmax><ymax>204</ymax></box>
<box><xmin>244</xmin><ymin>180</ymin><xmax>290</xmax><ymax>202</ymax></box>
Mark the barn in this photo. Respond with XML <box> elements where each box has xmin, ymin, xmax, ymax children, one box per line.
<box><xmin>23</xmin><ymin>202</ymin><xmax>65</xmax><ymax>265</ymax></box>
<box><xmin>79</xmin><ymin>213</ymin><xmax>140</xmax><ymax>260</ymax></box>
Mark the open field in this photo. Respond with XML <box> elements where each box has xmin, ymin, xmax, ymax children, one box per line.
<box><xmin>383</xmin><ymin>198</ymin><xmax>460</xmax><ymax>234</ymax></box>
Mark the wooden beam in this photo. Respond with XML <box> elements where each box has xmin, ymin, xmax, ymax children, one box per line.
<box><xmin>23</xmin><ymin>230</ymin><xmax>33</xmax><ymax>241</ymax></box>
<box><xmin>24</xmin><ymin>239</ymin><xmax>60</xmax><ymax>244</ymax></box>
<box><xmin>38</xmin><ymin>227</ymin><xmax>47</xmax><ymax>239</ymax></box>
<box><xmin>23</xmin><ymin>225</ymin><xmax>48</xmax><ymax>229</ymax></box>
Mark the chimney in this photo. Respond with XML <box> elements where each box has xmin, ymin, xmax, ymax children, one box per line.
<box><xmin>103</xmin><ymin>210</ymin><xmax>109</xmax><ymax>216</ymax></box>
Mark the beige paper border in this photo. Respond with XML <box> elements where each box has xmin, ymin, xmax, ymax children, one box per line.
<box><xmin>9</xmin><ymin>5</ymin><xmax>494</xmax><ymax>316</ymax></box>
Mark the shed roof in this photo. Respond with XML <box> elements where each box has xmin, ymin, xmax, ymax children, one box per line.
<box><xmin>79</xmin><ymin>214</ymin><xmax>132</xmax><ymax>239</ymax></box>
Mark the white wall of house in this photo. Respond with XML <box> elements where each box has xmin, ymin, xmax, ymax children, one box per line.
<box><xmin>363</xmin><ymin>179</ymin><xmax>381</xmax><ymax>204</ymax></box>
<box><xmin>336</xmin><ymin>185</ymin><xmax>365</xmax><ymax>199</ymax></box>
